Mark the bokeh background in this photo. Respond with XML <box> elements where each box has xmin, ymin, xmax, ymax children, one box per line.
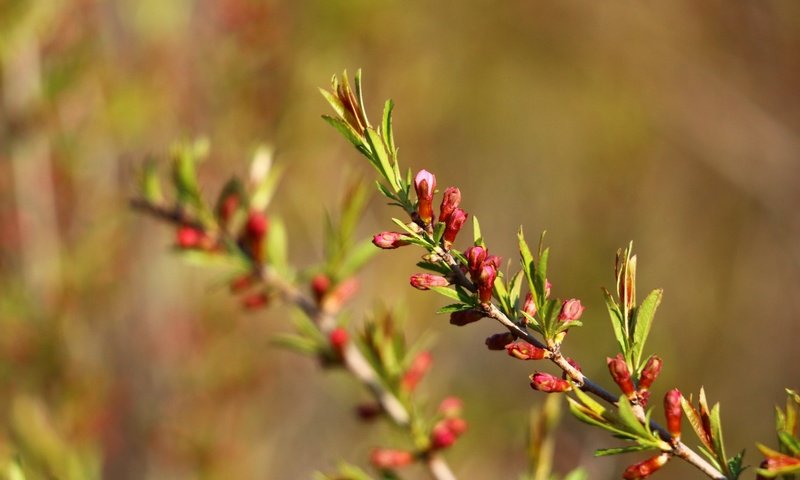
<box><xmin>1</xmin><ymin>1</ymin><xmax>799</xmax><ymax>478</ymax></box>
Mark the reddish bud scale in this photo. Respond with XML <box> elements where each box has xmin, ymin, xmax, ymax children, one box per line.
<box><xmin>438</xmin><ymin>187</ymin><xmax>461</xmax><ymax>225</ymax></box>
<box><xmin>485</xmin><ymin>255</ymin><xmax>502</xmax><ymax>269</ymax></box>
<box><xmin>311</xmin><ymin>274</ymin><xmax>331</xmax><ymax>303</ymax></box>
<box><xmin>356</xmin><ymin>402</ymin><xmax>382</xmax><ymax>421</ymax></box>
<box><xmin>414</xmin><ymin>170</ymin><xmax>436</xmax><ymax>226</ymax></box>
<box><xmin>373</xmin><ymin>231</ymin><xmax>410</xmax><ymax>249</ymax></box>
<box><xmin>622</xmin><ymin>453</ymin><xmax>669</xmax><ymax>479</ymax></box>
<box><xmin>443</xmin><ymin>208</ymin><xmax>468</xmax><ymax>246</ymax></box>
<box><xmin>176</xmin><ymin>226</ymin><xmax>204</xmax><ymax>249</ymax></box>
<box><xmin>485</xmin><ymin>332</ymin><xmax>515</xmax><ymax>350</ymax></box>
<box><xmin>401</xmin><ymin>351</ymin><xmax>433</xmax><ymax>392</ymax></box>
<box><xmin>450</xmin><ymin>309</ymin><xmax>484</xmax><ymax>326</ymax></box>
<box><xmin>664</xmin><ymin>389</ymin><xmax>682</xmax><ymax>440</ymax></box>
<box><xmin>465</xmin><ymin>246</ymin><xmax>488</xmax><ymax>277</ymax></box>
<box><xmin>329</xmin><ymin>327</ymin><xmax>348</xmax><ymax>357</ymax></box>
<box><xmin>638</xmin><ymin>355</ymin><xmax>663</xmax><ymax>391</ymax></box>
<box><xmin>229</xmin><ymin>274</ymin><xmax>255</xmax><ymax>293</ymax></box>
<box><xmin>522</xmin><ymin>292</ymin><xmax>537</xmax><ymax>319</ymax></box>
<box><xmin>530</xmin><ymin>372</ymin><xmax>571</xmax><ymax>393</ymax></box>
<box><xmin>558</xmin><ymin>298</ymin><xmax>585</xmax><ymax>322</ymax></box>
<box><xmin>370</xmin><ymin>448</ymin><xmax>414</xmax><ymax>469</ymax></box>
<box><xmin>607</xmin><ymin>354</ymin><xmax>635</xmax><ymax>396</ymax></box>
<box><xmin>327</xmin><ymin>277</ymin><xmax>359</xmax><ymax>309</ymax></box>
<box><xmin>242</xmin><ymin>292</ymin><xmax>269</xmax><ymax>310</ymax></box>
<box><xmin>506</xmin><ymin>342</ymin><xmax>548</xmax><ymax>360</ymax></box>
<box><xmin>409</xmin><ymin>273</ymin><xmax>450</xmax><ymax>290</ymax></box>
<box><xmin>477</xmin><ymin>263</ymin><xmax>497</xmax><ymax>303</ymax></box>
<box><xmin>438</xmin><ymin>396</ymin><xmax>463</xmax><ymax>417</ymax></box>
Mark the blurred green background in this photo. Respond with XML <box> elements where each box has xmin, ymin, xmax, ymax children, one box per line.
<box><xmin>1</xmin><ymin>1</ymin><xmax>799</xmax><ymax>478</ymax></box>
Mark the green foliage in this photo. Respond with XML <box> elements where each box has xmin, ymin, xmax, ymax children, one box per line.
<box><xmin>681</xmin><ymin>389</ymin><xmax>745</xmax><ymax>479</ymax></box>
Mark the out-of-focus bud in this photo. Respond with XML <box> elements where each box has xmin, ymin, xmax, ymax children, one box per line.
<box><xmin>622</xmin><ymin>453</ymin><xmax>669</xmax><ymax>479</ymax></box>
<box><xmin>438</xmin><ymin>187</ymin><xmax>461</xmax><ymax>225</ymax></box>
<box><xmin>759</xmin><ymin>456</ymin><xmax>800</xmax><ymax>477</ymax></box>
<box><xmin>607</xmin><ymin>354</ymin><xmax>635</xmax><ymax>396</ymax></box>
<box><xmin>414</xmin><ymin>169</ymin><xmax>436</xmax><ymax>226</ymax></box>
<box><xmin>561</xmin><ymin>357</ymin><xmax>582</xmax><ymax>380</ymax></box>
<box><xmin>329</xmin><ymin>327</ymin><xmax>348</xmax><ymax>357</ymax></box>
<box><xmin>506</xmin><ymin>342</ymin><xmax>548</xmax><ymax>360</ymax></box>
<box><xmin>664</xmin><ymin>389</ymin><xmax>682</xmax><ymax>440</ymax></box>
<box><xmin>638</xmin><ymin>355</ymin><xmax>663</xmax><ymax>391</ymax></box>
<box><xmin>176</xmin><ymin>226</ymin><xmax>204</xmax><ymax>249</ymax></box>
<box><xmin>217</xmin><ymin>193</ymin><xmax>239</xmax><ymax>226</ymax></box>
<box><xmin>443</xmin><ymin>208</ymin><xmax>468</xmax><ymax>248</ymax></box>
<box><xmin>477</xmin><ymin>263</ymin><xmax>497</xmax><ymax>303</ymax></box>
<box><xmin>242</xmin><ymin>292</ymin><xmax>269</xmax><ymax>310</ymax></box>
<box><xmin>245</xmin><ymin>211</ymin><xmax>269</xmax><ymax>264</ymax></box>
<box><xmin>438</xmin><ymin>396</ymin><xmax>463</xmax><ymax>417</ymax></box>
<box><xmin>522</xmin><ymin>292</ymin><xmax>537</xmax><ymax>319</ymax></box>
<box><xmin>529</xmin><ymin>372</ymin><xmax>571</xmax><ymax>393</ymax></box>
<box><xmin>558</xmin><ymin>298</ymin><xmax>585</xmax><ymax>322</ymax></box>
<box><xmin>401</xmin><ymin>351</ymin><xmax>433</xmax><ymax>392</ymax></box>
<box><xmin>545</xmin><ymin>279</ymin><xmax>552</xmax><ymax>298</ymax></box>
<box><xmin>373</xmin><ymin>231</ymin><xmax>410</xmax><ymax>249</ymax></box>
<box><xmin>230</xmin><ymin>274</ymin><xmax>255</xmax><ymax>293</ymax></box>
<box><xmin>311</xmin><ymin>273</ymin><xmax>331</xmax><ymax>303</ymax></box>
<box><xmin>326</xmin><ymin>277</ymin><xmax>359</xmax><ymax>310</ymax></box>
<box><xmin>409</xmin><ymin>273</ymin><xmax>450</xmax><ymax>290</ymax></box>
<box><xmin>430</xmin><ymin>417</ymin><xmax>468</xmax><ymax>450</ymax></box>
<box><xmin>450</xmin><ymin>309</ymin><xmax>484</xmax><ymax>326</ymax></box>
<box><xmin>485</xmin><ymin>332</ymin><xmax>515</xmax><ymax>350</ymax></box>
<box><xmin>356</xmin><ymin>402</ymin><xmax>382</xmax><ymax>421</ymax></box>
<box><xmin>465</xmin><ymin>246</ymin><xmax>487</xmax><ymax>277</ymax></box>
<box><xmin>370</xmin><ymin>448</ymin><xmax>414</xmax><ymax>469</ymax></box>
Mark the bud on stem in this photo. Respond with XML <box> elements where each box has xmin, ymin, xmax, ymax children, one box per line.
<box><xmin>529</xmin><ymin>372</ymin><xmax>571</xmax><ymax>393</ymax></box>
<box><xmin>373</xmin><ymin>231</ymin><xmax>410</xmax><ymax>249</ymax></box>
<box><xmin>664</xmin><ymin>389</ymin><xmax>682</xmax><ymax>440</ymax></box>
<box><xmin>622</xmin><ymin>453</ymin><xmax>669</xmax><ymax>479</ymax></box>
<box><xmin>409</xmin><ymin>273</ymin><xmax>450</xmax><ymax>290</ymax></box>
<box><xmin>607</xmin><ymin>354</ymin><xmax>635</xmax><ymax>396</ymax></box>
<box><xmin>505</xmin><ymin>342</ymin><xmax>548</xmax><ymax>360</ymax></box>
<box><xmin>638</xmin><ymin>355</ymin><xmax>663</xmax><ymax>391</ymax></box>
<box><xmin>438</xmin><ymin>187</ymin><xmax>461</xmax><ymax>225</ymax></box>
<box><xmin>414</xmin><ymin>169</ymin><xmax>436</xmax><ymax>227</ymax></box>
<box><xmin>443</xmin><ymin>208</ymin><xmax>468</xmax><ymax>248</ymax></box>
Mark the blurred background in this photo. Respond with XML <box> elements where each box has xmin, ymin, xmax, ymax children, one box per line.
<box><xmin>1</xmin><ymin>1</ymin><xmax>799</xmax><ymax>478</ymax></box>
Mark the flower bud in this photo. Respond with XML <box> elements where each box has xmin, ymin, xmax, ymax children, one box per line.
<box><xmin>638</xmin><ymin>355</ymin><xmax>663</xmax><ymax>391</ymax></box>
<box><xmin>217</xmin><ymin>192</ymin><xmax>239</xmax><ymax>226</ymax></box>
<box><xmin>485</xmin><ymin>332</ymin><xmax>515</xmax><ymax>350</ymax></box>
<box><xmin>558</xmin><ymin>298</ymin><xmax>585</xmax><ymax>322</ymax></box>
<box><xmin>370</xmin><ymin>448</ymin><xmax>414</xmax><ymax>469</ymax></box>
<box><xmin>176</xmin><ymin>226</ymin><xmax>204</xmax><ymax>249</ymax></box>
<box><xmin>465</xmin><ymin>246</ymin><xmax>487</xmax><ymax>277</ymax></box>
<box><xmin>414</xmin><ymin>169</ymin><xmax>436</xmax><ymax>226</ymax></box>
<box><xmin>477</xmin><ymin>263</ymin><xmax>497</xmax><ymax>303</ymax></box>
<box><xmin>311</xmin><ymin>274</ymin><xmax>331</xmax><ymax>303</ymax></box>
<box><xmin>323</xmin><ymin>278</ymin><xmax>359</xmax><ymax>311</ymax></box>
<box><xmin>409</xmin><ymin>273</ymin><xmax>450</xmax><ymax>290</ymax></box>
<box><xmin>443</xmin><ymin>208</ymin><xmax>468</xmax><ymax>247</ymax></box>
<box><xmin>242</xmin><ymin>292</ymin><xmax>269</xmax><ymax>310</ymax></box>
<box><xmin>438</xmin><ymin>187</ymin><xmax>461</xmax><ymax>225</ymax></box>
<box><xmin>485</xmin><ymin>255</ymin><xmax>502</xmax><ymax>269</ymax></box>
<box><xmin>401</xmin><ymin>351</ymin><xmax>432</xmax><ymax>392</ymax></box>
<box><xmin>373</xmin><ymin>231</ymin><xmax>410</xmax><ymax>249</ymax></box>
<box><xmin>438</xmin><ymin>396</ymin><xmax>463</xmax><ymax>417</ymax></box>
<box><xmin>664</xmin><ymin>389</ymin><xmax>682</xmax><ymax>440</ymax></box>
<box><xmin>245</xmin><ymin>211</ymin><xmax>269</xmax><ymax>264</ymax></box>
<box><xmin>506</xmin><ymin>342</ymin><xmax>548</xmax><ymax>360</ymax></box>
<box><xmin>329</xmin><ymin>327</ymin><xmax>348</xmax><ymax>357</ymax></box>
<box><xmin>607</xmin><ymin>354</ymin><xmax>635</xmax><ymax>396</ymax></box>
<box><xmin>522</xmin><ymin>292</ymin><xmax>537</xmax><ymax>319</ymax></box>
<box><xmin>450</xmin><ymin>309</ymin><xmax>484</xmax><ymax>326</ymax></box>
<box><xmin>356</xmin><ymin>402</ymin><xmax>382</xmax><ymax>421</ymax></box>
<box><xmin>229</xmin><ymin>274</ymin><xmax>255</xmax><ymax>293</ymax></box>
<box><xmin>622</xmin><ymin>453</ymin><xmax>669</xmax><ymax>479</ymax></box>
<box><xmin>430</xmin><ymin>417</ymin><xmax>468</xmax><ymax>450</ymax></box>
<box><xmin>529</xmin><ymin>372</ymin><xmax>571</xmax><ymax>393</ymax></box>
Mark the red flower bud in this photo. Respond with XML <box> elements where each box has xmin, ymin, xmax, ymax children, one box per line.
<box><xmin>443</xmin><ymin>208</ymin><xmax>468</xmax><ymax>247</ymax></box>
<box><xmin>607</xmin><ymin>354</ymin><xmax>635</xmax><ymax>396</ymax></box>
<box><xmin>664</xmin><ymin>389</ymin><xmax>682</xmax><ymax>440</ymax></box>
<box><xmin>356</xmin><ymin>402</ymin><xmax>382</xmax><ymax>421</ymax></box>
<box><xmin>373</xmin><ymin>231</ymin><xmax>410</xmax><ymax>249</ymax></box>
<box><xmin>329</xmin><ymin>327</ymin><xmax>348</xmax><ymax>357</ymax></box>
<box><xmin>622</xmin><ymin>453</ymin><xmax>669</xmax><ymax>479</ymax></box>
<box><xmin>438</xmin><ymin>396</ymin><xmax>463</xmax><ymax>417</ymax></box>
<box><xmin>558</xmin><ymin>298</ymin><xmax>585</xmax><ymax>322</ymax></box>
<box><xmin>506</xmin><ymin>341</ymin><xmax>548</xmax><ymax>360</ymax></box>
<box><xmin>638</xmin><ymin>355</ymin><xmax>663</xmax><ymax>391</ymax></box>
<box><xmin>438</xmin><ymin>187</ymin><xmax>461</xmax><ymax>225</ymax></box>
<box><xmin>409</xmin><ymin>273</ymin><xmax>450</xmax><ymax>290</ymax></box>
<box><xmin>450</xmin><ymin>309</ymin><xmax>484</xmax><ymax>326</ymax></box>
<box><xmin>229</xmin><ymin>274</ymin><xmax>255</xmax><ymax>293</ymax></box>
<box><xmin>402</xmin><ymin>351</ymin><xmax>432</xmax><ymax>392</ymax></box>
<box><xmin>465</xmin><ymin>246</ymin><xmax>488</xmax><ymax>277</ymax></box>
<box><xmin>477</xmin><ymin>263</ymin><xmax>497</xmax><ymax>303</ymax></box>
<box><xmin>485</xmin><ymin>332</ymin><xmax>515</xmax><ymax>350</ymax></box>
<box><xmin>242</xmin><ymin>292</ymin><xmax>269</xmax><ymax>310</ymax></box>
<box><xmin>522</xmin><ymin>292</ymin><xmax>537</xmax><ymax>319</ymax></box>
<box><xmin>485</xmin><ymin>255</ymin><xmax>502</xmax><ymax>269</ymax></box>
<box><xmin>529</xmin><ymin>372</ymin><xmax>571</xmax><ymax>393</ymax></box>
<box><xmin>245</xmin><ymin>211</ymin><xmax>269</xmax><ymax>264</ymax></box>
<box><xmin>176</xmin><ymin>226</ymin><xmax>204</xmax><ymax>249</ymax></box>
<box><xmin>370</xmin><ymin>448</ymin><xmax>414</xmax><ymax>469</ymax></box>
<box><xmin>430</xmin><ymin>417</ymin><xmax>468</xmax><ymax>450</ymax></box>
<box><xmin>414</xmin><ymin>169</ymin><xmax>436</xmax><ymax>226</ymax></box>
<box><xmin>217</xmin><ymin>193</ymin><xmax>239</xmax><ymax>226</ymax></box>
<box><xmin>311</xmin><ymin>274</ymin><xmax>331</xmax><ymax>303</ymax></box>
<box><xmin>327</xmin><ymin>277</ymin><xmax>359</xmax><ymax>309</ymax></box>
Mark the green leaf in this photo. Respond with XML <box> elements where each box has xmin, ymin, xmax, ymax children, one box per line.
<box><xmin>428</xmin><ymin>286</ymin><xmax>464</xmax><ymax>302</ymax></box>
<box><xmin>365</xmin><ymin>128</ymin><xmax>398</xmax><ymax>191</ymax></box>
<box><xmin>631</xmin><ymin>288</ymin><xmax>663</xmax><ymax>369</ymax></box>
<box><xmin>508</xmin><ymin>270</ymin><xmax>524</xmax><ymax>311</ymax></box>
<box><xmin>602</xmin><ymin>288</ymin><xmax>627</xmax><ymax>355</ymax></box>
<box><xmin>562</xmin><ymin>469</ymin><xmax>588</xmax><ymax>480</ymax></box>
<box><xmin>319</xmin><ymin>87</ymin><xmax>345</xmax><ymax>118</ymax></box>
<box><xmin>594</xmin><ymin>445</ymin><xmax>654</xmax><ymax>457</ymax></box>
<box><xmin>473</xmin><ymin>216</ymin><xmax>484</xmax><ymax>246</ymax></box>
<box><xmin>271</xmin><ymin>333</ymin><xmax>321</xmax><ymax>355</ymax></box>
<box><xmin>266</xmin><ymin>215</ymin><xmax>289</xmax><ymax>274</ymax></box>
<box><xmin>322</xmin><ymin>115</ymin><xmax>366</xmax><ymax>153</ymax></box>
<box><xmin>533</xmin><ymin>247</ymin><xmax>549</xmax><ymax>307</ymax></box>
<box><xmin>140</xmin><ymin>158</ymin><xmax>163</xmax><ymax>203</ymax></box>
<box><xmin>437</xmin><ymin>303</ymin><xmax>473</xmax><ymax>314</ymax></box>
<box><xmin>339</xmin><ymin>238</ymin><xmax>377</xmax><ymax>278</ymax></box>
<box><xmin>433</xmin><ymin>221</ymin><xmax>446</xmax><ymax>244</ymax></box>
<box><xmin>171</xmin><ymin>142</ymin><xmax>202</xmax><ymax>207</ymax></box>
<box><xmin>779</xmin><ymin>431</ymin><xmax>800</xmax><ymax>456</ymax></box>
<box><xmin>681</xmin><ymin>396</ymin><xmax>714</xmax><ymax>451</ymax></box>
<box><xmin>709</xmin><ymin>403</ymin><xmax>729</xmax><ymax>473</ymax></box>
<box><xmin>518</xmin><ymin>227</ymin><xmax>537</xmax><ymax>301</ymax></box>
<box><xmin>615</xmin><ymin>395</ymin><xmax>651</xmax><ymax>439</ymax></box>
<box><xmin>381</xmin><ymin>99</ymin><xmax>396</xmax><ymax>156</ymax></box>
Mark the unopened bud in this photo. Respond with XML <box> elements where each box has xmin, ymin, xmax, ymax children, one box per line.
<box><xmin>430</xmin><ymin>417</ymin><xmax>468</xmax><ymax>450</ymax></box>
<box><xmin>506</xmin><ymin>342</ymin><xmax>548</xmax><ymax>360</ymax></box>
<box><xmin>485</xmin><ymin>255</ymin><xmax>502</xmax><ymax>269</ymax></box>
<box><xmin>438</xmin><ymin>187</ymin><xmax>461</xmax><ymax>225</ymax></box>
<box><xmin>373</xmin><ymin>231</ymin><xmax>410</xmax><ymax>249</ymax></box>
<box><xmin>414</xmin><ymin>169</ymin><xmax>436</xmax><ymax>226</ymax></box>
<box><xmin>230</xmin><ymin>274</ymin><xmax>255</xmax><ymax>293</ymax></box>
<box><xmin>326</xmin><ymin>278</ymin><xmax>359</xmax><ymax>309</ymax></box>
<box><xmin>311</xmin><ymin>274</ymin><xmax>331</xmax><ymax>303</ymax></box>
<box><xmin>356</xmin><ymin>402</ymin><xmax>382</xmax><ymax>421</ymax></box>
<box><xmin>522</xmin><ymin>292</ymin><xmax>537</xmax><ymax>319</ymax></box>
<box><xmin>638</xmin><ymin>355</ymin><xmax>663</xmax><ymax>391</ymax></box>
<box><xmin>623</xmin><ymin>453</ymin><xmax>669</xmax><ymax>479</ymax></box>
<box><xmin>558</xmin><ymin>298</ymin><xmax>585</xmax><ymax>322</ymax></box>
<box><xmin>443</xmin><ymin>208</ymin><xmax>468</xmax><ymax>247</ymax></box>
<box><xmin>242</xmin><ymin>292</ymin><xmax>269</xmax><ymax>310</ymax></box>
<box><xmin>607</xmin><ymin>354</ymin><xmax>635</xmax><ymax>396</ymax></box>
<box><xmin>217</xmin><ymin>193</ymin><xmax>239</xmax><ymax>226</ymax></box>
<box><xmin>402</xmin><ymin>351</ymin><xmax>433</xmax><ymax>392</ymax></box>
<box><xmin>477</xmin><ymin>263</ymin><xmax>497</xmax><ymax>303</ymax></box>
<box><xmin>176</xmin><ymin>226</ymin><xmax>204</xmax><ymax>249</ymax></box>
<box><xmin>245</xmin><ymin>211</ymin><xmax>269</xmax><ymax>264</ymax></box>
<box><xmin>329</xmin><ymin>327</ymin><xmax>348</xmax><ymax>357</ymax></box>
<box><xmin>438</xmin><ymin>396</ymin><xmax>463</xmax><ymax>417</ymax></box>
<box><xmin>370</xmin><ymin>448</ymin><xmax>414</xmax><ymax>469</ymax></box>
<box><xmin>664</xmin><ymin>389</ymin><xmax>682</xmax><ymax>440</ymax></box>
<box><xmin>465</xmin><ymin>246</ymin><xmax>487</xmax><ymax>277</ymax></box>
<box><xmin>485</xmin><ymin>332</ymin><xmax>515</xmax><ymax>350</ymax></box>
<box><xmin>529</xmin><ymin>372</ymin><xmax>571</xmax><ymax>393</ymax></box>
<box><xmin>450</xmin><ymin>309</ymin><xmax>484</xmax><ymax>326</ymax></box>
<box><xmin>409</xmin><ymin>273</ymin><xmax>450</xmax><ymax>290</ymax></box>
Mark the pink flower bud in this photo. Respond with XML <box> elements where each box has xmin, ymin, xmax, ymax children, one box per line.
<box><xmin>529</xmin><ymin>372</ymin><xmax>571</xmax><ymax>393</ymax></box>
<box><xmin>485</xmin><ymin>255</ymin><xmax>502</xmax><ymax>269</ymax></box>
<box><xmin>465</xmin><ymin>246</ymin><xmax>488</xmax><ymax>277</ymax></box>
<box><xmin>443</xmin><ymin>208</ymin><xmax>468</xmax><ymax>247</ymax></box>
<box><xmin>477</xmin><ymin>263</ymin><xmax>497</xmax><ymax>303</ymax></box>
<box><xmin>444</xmin><ymin>417</ymin><xmax>468</xmax><ymax>436</ymax></box>
<box><xmin>430</xmin><ymin>417</ymin><xmax>468</xmax><ymax>450</ymax></box>
<box><xmin>438</xmin><ymin>396</ymin><xmax>463</xmax><ymax>417</ymax></box>
<box><xmin>664</xmin><ymin>389</ymin><xmax>682</xmax><ymax>440</ymax></box>
<box><xmin>176</xmin><ymin>226</ymin><xmax>204</xmax><ymax>249</ymax></box>
<box><xmin>311</xmin><ymin>274</ymin><xmax>331</xmax><ymax>303</ymax></box>
<box><xmin>409</xmin><ymin>273</ymin><xmax>450</xmax><ymax>290</ymax></box>
<box><xmin>329</xmin><ymin>327</ymin><xmax>348</xmax><ymax>357</ymax></box>
<box><xmin>402</xmin><ymin>351</ymin><xmax>432</xmax><ymax>392</ymax></box>
<box><xmin>485</xmin><ymin>332</ymin><xmax>515</xmax><ymax>350</ymax></box>
<box><xmin>414</xmin><ymin>169</ymin><xmax>436</xmax><ymax>226</ymax></box>
<box><xmin>373</xmin><ymin>231</ymin><xmax>410</xmax><ymax>249</ymax></box>
<box><xmin>607</xmin><ymin>354</ymin><xmax>635</xmax><ymax>396</ymax></box>
<box><xmin>622</xmin><ymin>453</ymin><xmax>669</xmax><ymax>479</ymax></box>
<box><xmin>522</xmin><ymin>292</ymin><xmax>537</xmax><ymax>319</ymax></box>
<box><xmin>638</xmin><ymin>355</ymin><xmax>663</xmax><ymax>391</ymax></box>
<box><xmin>246</xmin><ymin>211</ymin><xmax>269</xmax><ymax>238</ymax></box>
<box><xmin>438</xmin><ymin>187</ymin><xmax>461</xmax><ymax>224</ymax></box>
<box><xmin>370</xmin><ymin>448</ymin><xmax>414</xmax><ymax>469</ymax></box>
<box><xmin>242</xmin><ymin>292</ymin><xmax>269</xmax><ymax>310</ymax></box>
<box><xmin>558</xmin><ymin>298</ymin><xmax>585</xmax><ymax>322</ymax></box>
<box><xmin>505</xmin><ymin>342</ymin><xmax>548</xmax><ymax>360</ymax></box>
<box><xmin>450</xmin><ymin>309</ymin><xmax>484</xmax><ymax>326</ymax></box>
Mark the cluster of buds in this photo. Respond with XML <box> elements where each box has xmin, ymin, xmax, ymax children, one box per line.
<box><xmin>401</xmin><ymin>351</ymin><xmax>433</xmax><ymax>392</ymax></box>
<box><xmin>228</xmin><ymin>273</ymin><xmax>271</xmax><ymax>311</ymax></box>
<box><xmin>310</xmin><ymin>273</ymin><xmax>359</xmax><ymax>312</ymax></box>
<box><xmin>429</xmin><ymin>397</ymin><xmax>468</xmax><ymax>451</ymax></box>
<box><xmin>175</xmin><ymin>225</ymin><xmax>216</xmax><ymax>250</ymax></box>
<box><xmin>606</xmin><ymin>354</ymin><xmax>664</xmax><ymax>407</ymax></box>
<box><xmin>406</xmin><ymin>170</ymin><xmax>469</xmax><ymax>248</ymax></box>
<box><xmin>465</xmin><ymin>245</ymin><xmax>501</xmax><ymax>304</ymax></box>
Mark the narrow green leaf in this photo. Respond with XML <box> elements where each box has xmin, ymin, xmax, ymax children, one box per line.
<box><xmin>433</xmin><ymin>221</ymin><xmax>446</xmax><ymax>244</ymax></box>
<box><xmin>322</xmin><ymin>115</ymin><xmax>367</xmax><ymax>157</ymax></box>
<box><xmin>778</xmin><ymin>431</ymin><xmax>800</xmax><ymax>456</ymax></box>
<box><xmin>319</xmin><ymin>87</ymin><xmax>345</xmax><ymax>118</ymax></box>
<box><xmin>428</xmin><ymin>286</ymin><xmax>463</xmax><ymax>302</ymax></box>
<box><xmin>271</xmin><ymin>333</ymin><xmax>321</xmax><ymax>355</ymax></box>
<box><xmin>140</xmin><ymin>158</ymin><xmax>163</xmax><ymax>203</ymax></box>
<box><xmin>709</xmin><ymin>403</ymin><xmax>729</xmax><ymax>473</ymax></box>
<box><xmin>631</xmin><ymin>288</ymin><xmax>663</xmax><ymax>368</ymax></box>
<box><xmin>382</xmin><ymin>99</ymin><xmax>396</xmax><ymax>155</ymax></box>
<box><xmin>391</xmin><ymin>218</ymin><xmax>423</xmax><ymax>240</ymax></box>
<box><xmin>339</xmin><ymin>238</ymin><xmax>377</xmax><ymax>278</ymax></box>
<box><xmin>266</xmin><ymin>216</ymin><xmax>289</xmax><ymax>274</ymax></box>
<box><xmin>518</xmin><ymin>227</ymin><xmax>537</xmax><ymax>302</ymax></box>
<box><xmin>473</xmin><ymin>216</ymin><xmax>484</xmax><ymax>245</ymax></box>
<box><xmin>533</xmin><ymin>247</ymin><xmax>549</xmax><ymax>306</ymax></box>
<box><xmin>508</xmin><ymin>270</ymin><xmax>524</xmax><ymax>311</ymax></box>
<box><xmin>436</xmin><ymin>303</ymin><xmax>472</xmax><ymax>314</ymax></box>
<box><xmin>616</xmin><ymin>395</ymin><xmax>651</xmax><ymax>439</ymax></box>
<box><xmin>365</xmin><ymin>128</ymin><xmax>398</xmax><ymax>190</ymax></box>
<box><xmin>602</xmin><ymin>287</ymin><xmax>628</xmax><ymax>355</ymax></box>
<box><xmin>594</xmin><ymin>445</ymin><xmax>654</xmax><ymax>457</ymax></box>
